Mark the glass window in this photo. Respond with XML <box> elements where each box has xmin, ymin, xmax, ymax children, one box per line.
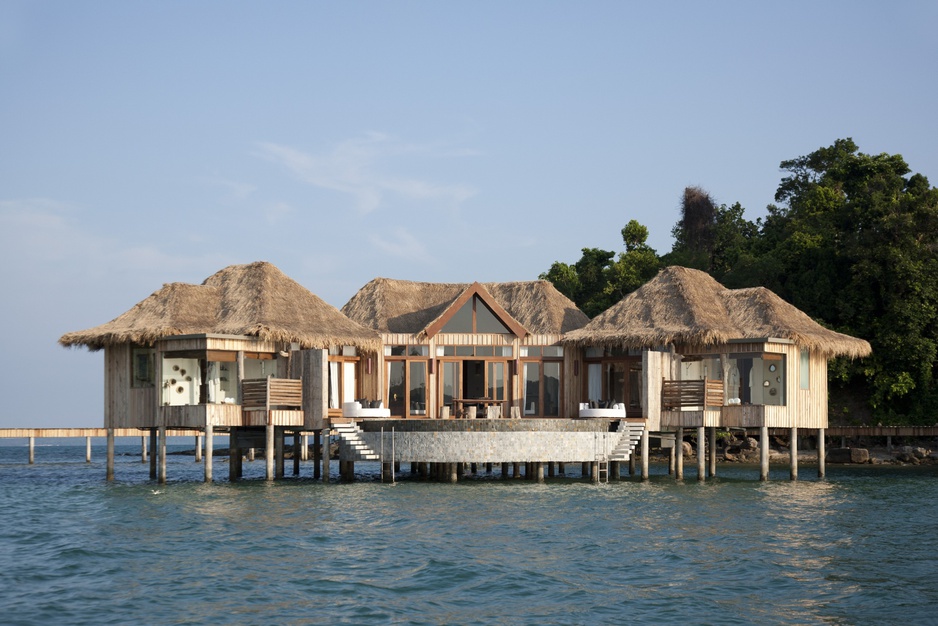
<box><xmin>388</xmin><ymin>362</ymin><xmax>406</xmax><ymax>416</ymax></box>
<box><xmin>544</xmin><ymin>362</ymin><xmax>560</xmax><ymax>416</ymax></box>
<box><xmin>727</xmin><ymin>354</ymin><xmax>785</xmax><ymax>406</ymax></box>
<box><xmin>475</xmin><ymin>346</ymin><xmax>494</xmax><ymax>357</ymax></box>
<box><xmin>476</xmin><ymin>299</ymin><xmax>511</xmax><ymax>333</ymax></box>
<box><xmin>455</xmin><ymin>346</ymin><xmax>474</xmax><ymax>357</ymax></box>
<box><xmin>442</xmin><ymin>361</ymin><xmax>459</xmax><ymax>409</ymax></box>
<box><xmin>131</xmin><ymin>347</ymin><xmax>155</xmax><ymax>388</ymax></box>
<box><xmin>408</xmin><ymin>346</ymin><xmax>429</xmax><ymax>356</ymax></box>
<box><xmin>542</xmin><ymin>346</ymin><xmax>564</xmax><ymax>357</ymax></box>
<box><xmin>800</xmin><ymin>349</ymin><xmax>810</xmax><ymax>390</ymax></box>
<box><xmin>496</xmin><ymin>346</ymin><xmax>514</xmax><ymax>357</ymax></box>
<box><xmin>442</xmin><ymin>301</ymin><xmax>473</xmax><ymax>333</ymax></box>
<box><xmin>409</xmin><ymin>361</ymin><xmax>427</xmax><ymax>415</ymax></box>
<box><xmin>524</xmin><ymin>363</ymin><xmax>540</xmax><ymax>415</ymax></box>
<box><xmin>487</xmin><ymin>361</ymin><xmax>506</xmax><ymax>401</ymax></box>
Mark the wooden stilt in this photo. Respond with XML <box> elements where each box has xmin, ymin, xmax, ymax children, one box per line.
<box><xmin>382</xmin><ymin>462</ymin><xmax>393</xmax><ymax>483</ymax></box>
<box><xmin>760</xmin><ymin>425</ymin><xmax>769</xmax><ymax>481</ymax></box>
<box><xmin>790</xmin><ymin>426</ymin><xmax>798</xmax><ymax>481</ymax></box>
<box><xmin>818</xmin><ymin>428</ymin><xmax>826</xmax><ymax>478</ymax></box>
<box><xmin>149</xmin><ymin>428</ymin><xmax>157</xmax><ymax>479</ymax></box>
<box><xmin>629</xmin><ymin>453</ymin><xmax>635</xmax><ymax>476</ymax></box>
<box><xmin>86</xmin><ymin>436</ymin><xmax>92</xmax><ymax>463</ymax></box>
<box><xmin>195</xmin><ymin>433</ymin><xmax>202</xmax><ymax>463</ymax></box>
<box><xmin>675</xmin><ymin>427</ymin><xmax>684</xmax><ymax>480</ymax></box>
<box><xmin>106</xmin><ymin>429</ymin><xmax>114</xmax><ymax>480</ymax></box>
<box><xmin>204</xmin><ymin>423</ymin><xmax>214</xmax><ymax>483</ymax></box>
<box><xmin>313</xmin><ymin>432</ymin><xmax>322</xmax><ymax>480</ymax></box>
<box><xmin>536</xmin><ymin>462</ymin><xmax>544</xmax><ymax>482</ymax></box>
<box><xmin>265</xmin><ymin>423</ymin><xmax>275</xmax><ymax>481</ymax></box>
<box><xmin>513</xmin><ymin>462</ymin><xmax>521</xmax><ymax>478</ymax></box>
<box><xmin>28</xmin><ymin>436</ymin><xmax>35</xmax><ymax>465</ymax></box>
<box><xmin>486</xmin><ymin>462</ymin><xmax>493</xmax><ymax>474</ymax></box>
<box><xmin>697</xmin><ymin>426</ymin><xmax>705</xmax><ymax>482</ymax></box>
<box><xmin>558</xmin><ymin>462</ymin><xmax>565</xmax><ymax>475</ymax></box>
<box><xmin>293</xmin><ymin>432</ymin><xmax>301</xmax><ymax>476</ymax></box>
<box><xmin>247</xmin><ymin>447</ymin><xmax>255</xmax><ymax>462</ymax></box>
<box><xmin>158</xmin><ymin>425</ymin><xmax>167</xmax><ymax>484</ymax></box>
<box><xmin>548</xmin><ymin>462</ymin><xmax>555</xmax><ymax>478</ymax></box>
<box><xmin>591</xmin><ymin>461</ymin><xmax>599</xmax><ymax>484</ymax></box>
<box><xmin>229</xmin><ymin>428</ymin><xmax>240</xmax><ymax>482</ymax></box>
<box><xmin>449</xmin><ymin>463</ymin><xmax>458</xmax><ymax>483</ymax></box>
<box><xmin>708</xmin><ymin>427</ymin><xmax>717</xmax><ymax>478</ymax></box>
<box><xmin>321</xmin><ymin>428</ymin><xmax>330</xmax><ymax>482</ymax></box>
<box><xmin>302</xmin><ymin>434</ymin><xmax>309</xmax><ymax>461</ymax></box>
<box><xmin>275</xmin><ymin>429</ymin><xmax>284</xmax><ymax>478</ymax></box>
<box><xmin>141</xmin><ymin>435</ymin><xmax>147</xmax><ymax>463</ymax></box>
<box><xmin>641</xmin><ymin>428</ymin><xmax>650</xmax><ymax>481</ymax></box>
<box><xmin>501</xmin><ymin>462</ymin><xmax>509</xmax><ymax>479</ymax></box>
<box><xmin>610</xmin><ymin>460</ymin><xmax>620</xmax><ymax>481</ymax></box>
<box><xmin>668</xmin><ymin>441</ymin><xmax>675</xmax><ymax>476</ymax></box>
<box><xmin>581</xmin><ymin>461</ymin><xmax>589</xmax><ymax>478</ymax></box>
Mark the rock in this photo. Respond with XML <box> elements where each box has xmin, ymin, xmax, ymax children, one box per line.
<box><xmin>827</xmin><ymin>447</ymin><xmax>870</xmax><ymax>464</ymax></box>
<box><xmin>681</xmin><ymin>441</ymin><xmax>693</xmax><ymax>458</ymax></box>
<box><xmin>739</xmin><ymin>437</ymin><xmax>759</xmax><ymax>451</ymax></box>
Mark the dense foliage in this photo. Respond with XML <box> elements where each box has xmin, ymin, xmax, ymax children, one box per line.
<box><xmin>542</xmin><ymin>139</ymin><xmax>938</xmax><ymax>425</ymax></box>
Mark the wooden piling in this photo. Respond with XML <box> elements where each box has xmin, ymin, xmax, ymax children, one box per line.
<box><xmin>501</xmin><ymin>462</ymin><xmax>509</xmax><ymax>479</ymax></box>
<box><xmin>141</xmin><ymin>435</ymin><xmax>147</xmax><ymax>463</ymax></box>
<box><xmin>759</xmin><ymin>425</ymin><xmax>769</xmax><ymax>481</ymax></box>
<box><xmin>321</xmin><ymin>428</ymin><xmax>330</xmax><ymax>482</ymax></box>
<box><xmin>313</xmin><ymin>431</ymin><xmax>322</xmax><ymax>480</ymax></box>
<box><xmin>229</xmin><ymin>428</ymin><xmax>240</xmax><ymax>482</ymax></box>
<box><xmin>641</xmin><ymin>428</ymin><xmax>650</xmax><ymax>481</ymax></box>
<box><xmin>106</xmin><ymin>429</ymin><xmax>114</xmax><ymax>481</ymax></box>
<box><xmin>818</xmin><ymin>428</ymin><xmax>826</xmax><ymax>478</ymax></box>
<box><xmin>265</xmin><ymin>423</ymin><xmax>275</xmax><ymax>481</ymax></box>
<box><xmin>204</xmin><ymin>423</ymin><xmax>213</xmax><ymax>483</ymax></box>
<box><xmin>28</xmin><ymin>436</ymin><xmax>35</xmax><ymax>465</ymax></box>
<box><xmin>195</xmin><ymin>433</ymin><xmax>203</xmax><ymax>463</ymax></box>
<box><xmin>275</xmin><ymin>429</ymin><xmax>284</xmax><ymax>479</ymax></box>
<box><xmin>697</xmin><ymin>426</ymin><xmax>705</xmax><ymax>482</ymax></box>
<box><xmin>158</xmin><ymin>425</ymin><xmax>167</xmax><ymax>484</ymax></box>
<box><xmin>675</xmin><ymin>427</ymin><xmax>684</xmax><ymax>480</ymax></box>
<box><xmin>293</xmin><ymin>432</ymin><xmax>301</xmax><ymax>476</ymax></box>
<box><xmin>789</xmin><ymin>427</ymin><xmax>798</xmax><ymax>481</ymax></box>
<box><xmin>535</xmin><ymin>462</ymin><xmax>544</xmax><ymax>482</ymax></box>
<box><xmin>149</xmin><ymin>428</ymin><xmax>157</xmax><ymax>479</ymax></box>
<box><xmin>708</xmin><ymin>427</ymin><xmax>717</xmax><ymax>478</ymax></box>
<box><xmin>86</xmin><ymin>436</ymin><xmax>92</xmax><ymax>463</ymax></box>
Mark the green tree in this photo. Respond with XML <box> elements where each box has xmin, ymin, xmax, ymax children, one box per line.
<box><xmin>763</xmin><ymin>138</ymin><xmax>938</xmax><ymax>423</ymax></box>
<box><xmin>541</xmin><ymin>220</ymin><xmax>660</xmax><ymax>317</ymax></box>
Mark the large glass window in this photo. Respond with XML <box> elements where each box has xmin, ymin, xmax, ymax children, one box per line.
<box><xmin>800</xmin><ymin>349</ymin><xmax>810</xmax><ymax>390</ymax></box>
<box><xmin>543</xmin><ymin>362</ymin><xmax>560</xmax><ymax>417</ymax></box>
<box><xmin>524</xmin><ymin>363</ymin><xmax>540</xmax><ymax>415</ymax></box>
<box><xmin>386</xmin><ymin>360</ymin><xmax>427</xmax><ymax>417</ymax></box>
<box><xmin>584</xmin><ymin>356</ymin><xmax>643</xmax><ymax>416</ymax></box>
<box><xmin>327</xmin><ymin>359</ymin><xmax>358</xmax><ymax>411</ymax></box>
<box><xmin>727</xmin><ymin>353</ymin><xmax>785</xmax><ymax>406</ymax></box>
<box><xmin>441</xmin><ymin>296</ymin><xmax>512</xmax><ymax>334</ymax></box>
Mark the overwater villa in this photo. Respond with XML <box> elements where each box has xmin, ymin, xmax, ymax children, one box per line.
<box><xmin>59</xmin><ymin>262</ymin><xmax>871</xmax><ymax>484</ymax></box>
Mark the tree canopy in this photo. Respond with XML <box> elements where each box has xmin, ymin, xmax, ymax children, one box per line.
<box><xmin>541</xmin><ymin>139</ymin><xmax>938</xmax><ymax>425</ymax></box>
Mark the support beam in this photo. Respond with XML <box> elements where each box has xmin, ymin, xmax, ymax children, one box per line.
<box><xmin>158</xmin><ymin>425</ymin><xmax>167</xmax><ymax>484</ymax></box>
<box><xmin>265</xmin><ymin>423</ymin><xmax>275</xmax><ymax>481</ymax></box>
<box><xmin>29</xmin><ymin>436</ymin><xmax>35</xmax><ymax>465</ymax></box>
<box><xmin>697</xmin><ymin>426</ymin><xmax>705</xmax><ymax>482</ymax></box>
<box><xmin>86</xmin><ymin>436</ymin><xmax>92</xmax><ymax>463</ymax></box>
<box><xmin>106</xmin><ymin>429</ymin><xmax>114</xmax><ymax>480</ymax></box>
<box><xmin>501</xmin><ymin>462</ymin><xmax>509</xmax><ymax>479</ymax></box>
<box><xmin>141</xmin><ymin>435</ymin><xmax>148</xmax><ymax>463</ymax></box>
<box><xmin>313</xmin><ymin>431</ymin><xmax>322</xmax><ymax>480</ymax></box>
<box><xmin>195</xmin><ymin>433</ymin><xmax>203</xmax><ymax>463</ymax></box>
<box><xmin>535</xmin><ymin>462</ymin><xmax>544</xmax><ymax>483</ymax></box>
<box><xmin>293</xmin><ymin>432</ymin><xmax>301</xmax><ymax>476</ymax></box>
<box><xmin>229</xmin><ymin>428</ymin><xmax>240</xmax><ymax>482</ymax></box>
<box><xmin>759</xmin><ymin>425</ymin><xmax>769</xmax><ymax>481</ymax></box>
<box><xmin>675</xmin><ymin>427</ymin><xmax>684</xmax><ymax>480</ymax></box>
<box><xmin>641</xmin><ymin>428</ymin><xmax>649</xmax><ymax>481</ymax></box>
<box><xmin>818</xmin><ymin>428</ymin><xmax>826</xmax><ymax>478</ymax></box>
<box><xmin>275</xmin><ymin>429</ymin><xmax>284</xmax><ymax>478</ymax></box>
<box><xmin>204</xmin><ymin>423</ymin><xmax>213</xmax><ymax>483</ymax></box>
<box><xmin>321</xmin><ymin>428</ymin><xmax>330</xmax><ymax>482</ymax></box>
<box><xmin>789</xmin><ymin>427</ymin><xmax>798</xmax><ymax>481</ymax></box>
<box><xmin>149</xmin><ymin>428</ymin><xmax>157</xmax><ymax>479</ymax></box>
<box><xmin>708</xmin><ymin>427</ymin><xmax>717</xmax><ymax>478</ymax></box>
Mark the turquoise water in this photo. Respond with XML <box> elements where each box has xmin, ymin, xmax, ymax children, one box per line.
<box><xmin>2</xmin><ymin>445</ymin><xmax>937</xmax><ymax>625</ymax></box>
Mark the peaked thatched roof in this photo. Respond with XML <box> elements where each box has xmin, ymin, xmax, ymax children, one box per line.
<box><xmin>562</xmin><ymin>266</ymin><xmax>871</xmax><ymax>358</ymax></box>
<box><xmin>341</xmin><ymin>277</ymin><xmax>590</xmax><ymax>336</ymax></box>
<box><xmin>59</xmin><ymin>261</ymin><xmax>381</xmax><ymax>351</ymax></box>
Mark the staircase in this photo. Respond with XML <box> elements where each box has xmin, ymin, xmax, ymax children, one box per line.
<box><xmin>608</xmin><ymin>420</ymin><xmax>645</xmax><ymax>462</ymax></box>
<box><xmin>332</xmin><ymin>421</ymin><xmax>380</xmax><ymax>461</ymax></box>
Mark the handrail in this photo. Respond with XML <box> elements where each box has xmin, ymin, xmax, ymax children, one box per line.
<box><xmin>241</xmin><ymin>376</ymin><xmax>303</xmax><ymax>410</ymax></box>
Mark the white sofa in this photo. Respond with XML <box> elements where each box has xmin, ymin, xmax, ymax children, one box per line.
<box><xmin>342</xmin><ymin>401</ymin><xmax>391</xmax><ymax>419</ymax></box>
<box><xmin>577</xmin><ymin>402</ymin><xmax>627</xmax><ymax>418</ymax></box>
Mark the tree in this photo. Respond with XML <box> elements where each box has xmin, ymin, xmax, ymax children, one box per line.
<box><xmin>540</xmin><ymin>220</ymin><xmax>660</xmax><ymax>317</ymax></box>
<box><xmin>763</xmin><ymin>138</ymin><xmax>938</xmax><ymax>423</ymax></box>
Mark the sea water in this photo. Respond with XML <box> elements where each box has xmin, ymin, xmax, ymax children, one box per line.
<box><xmin>1</xmin><ymin>444</ymin><xmax>937</xmax><ymax>625</ymax></box>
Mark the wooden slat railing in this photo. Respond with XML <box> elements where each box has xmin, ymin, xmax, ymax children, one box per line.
<box><xmin>661</xmin><ymin>379</ymin><xmax>724</xmax><ymax>409</ymax></box>
<box><xmin>241</xmin><ymin>376</ymin><xmax>303</xmax><ymax>410</ymax></box>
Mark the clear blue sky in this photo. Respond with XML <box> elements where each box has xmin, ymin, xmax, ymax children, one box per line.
<box><xmin>1</xmin><ymin>1</ymin><xmax>936</xmax><ymax>427</ymax></box>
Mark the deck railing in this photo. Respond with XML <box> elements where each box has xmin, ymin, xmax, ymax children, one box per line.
<box><xmin>661</xmin><ymin>379</ymin><xmax>724</xmax><ymax>409</ymax></box>
<box><xmin>241</xmin><ymin>376</ymin><xmax>303</xmax><ymax>410</ymax></box>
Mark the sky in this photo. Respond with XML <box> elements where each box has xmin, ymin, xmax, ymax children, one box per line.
<box><xmin>1</xmin><ymin>1</ymin><xmax>936</xmax><ymax>428</ymax></box>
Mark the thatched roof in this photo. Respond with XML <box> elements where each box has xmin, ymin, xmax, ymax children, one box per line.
<box><xmin>59</xmin><ymin>261</ymin><xmax>381</xmax><ymax>351</ymax></box>
<box><xmin>341</xmin><ymin>277</ymin><xmax>590</xmax><ymax>336</ymax></box>
<box><xmin>562</xmin><ymin>266</ymin><xmax>871</xmax><ymax>358</ymax></box>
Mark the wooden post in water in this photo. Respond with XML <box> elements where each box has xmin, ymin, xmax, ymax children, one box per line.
<box><xmin>86</xmin><ymin>436</ymin><xmax>92</xmax><ymax>463</ymax></box>
<box><xmin>195</xmin><ymin>433</ymin><xmax>202</xmax><ymax>463</ymax></box>
<box><xmin>675</xmin><ymin>427</ymin><xmax>684</xmax><ymax>480</ymax></box>
<box><xmin>708</xmin><ymin>427</ymin><xmax>717</xmax><ymax>478</ymax></box>
<box><xmin>535</xmin><ymin>462</ymin><xmax>545</xmax><ymax>482</ymax></box>
<box><xmin>302</xmin><ymin>434</ymin><xmax>309</xmax><ymax>461</ymax></box>
<box><xmin>28</xmin><ymin>436</ymin><xmax>35</xmax><ymax>464</ymax></box>
<box><xmin>265</xmin><ymin>423</ymin><xmax>275</xmax><ymax>481</ymax></box>
<box><xmin>759</xmin><ymin>425</ymin><xmax>769</xmax><ymax>481</ymax></box>
<box><xmin>106</xmin><ymin>429</ymin><xmax>114</xmax><ymax>481</ymax></box>
<box><xmin>513</xmin><ymin>462</ymin><xmax>521</xmax><ymax>478</ymax></box>
<box><xmin>275</xmin><ymin>429</ymin><xmax>285</xmax><ymax>479</ymax></box>
<box><xmin>204</xmin><ymin>423</ymin><xmax>213</xmax><ymax>483</ymax></box>
<box><xmin>149</xmin><ymin>428</ymin><xmax>157</xmax><ymax>479</ymax></box>
<box><xmin>818</xmin><ymin>428</ymin><xmax>826</xmax><ymax>478</ymax></box>
<box><xmin>293</xmin><ymin>432</ymin><xmax>301</xmax><ymax>476</ymax></box>
<box><xmin>449</xmin><ymin>463</ymin><xmax>458</xmax><ymax>483</ymax></box>
<box><xmin>247</xmin><ymin>447</ymin><xmax>255</xmax><ymax>461</ymax></box>
<box><xmin>697</xmin><ymin>426</ymin><xmax>706</xmax><ymax>482</ymax></box>
<box><xmin>641</xmin><ymin>428</ymin><xmax>650</xmax><ymax>481</ymax></box>
<box><xmin>501</xmin><ymin>462</ymin><xmax>509</xmax><ymax>479</ymax></box>
<box><xmin>141</xmin><ymin>436</ymin><xmax>147</xmax><ymax>463</ymax></box>
<box><xmin>313</xmin><ymin>431</ymin><xmax>322</xmax><ymax>480</ymax></box>
<box><xmin>229</xmin><ymin>428</ymin><xmax>240</xmax><ymax>481</ymax></box>
<box><xmin>789</xmin><ymin>427</ymin><xmax>798</xmax><ymax>481</ymax></box>
<box><xmin>321</xmin><ymin>427</ymin><xmax>330</xmax><ymax>482</ymax></box>
<box><xmin>158</xmin><ymin>425</ymin><xmax>167</xmax><ymax>484</ymax></box>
